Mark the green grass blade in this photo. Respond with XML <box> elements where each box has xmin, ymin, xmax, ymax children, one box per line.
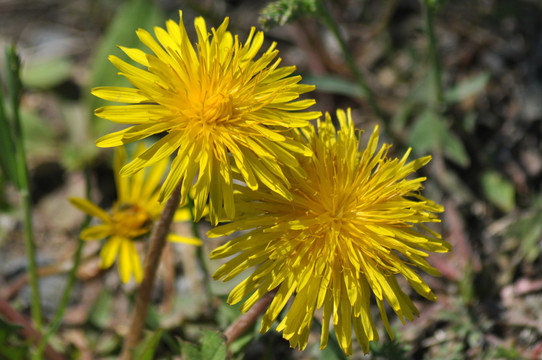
<box><xmin>4</xmin><ymin>45</ymin><xmax>43</xmax><ymax>331</ymax></box>
<box><xmin>0</xmin><ymin>58</ymin><xmax>18</xmax><ymax>186</ymax></box>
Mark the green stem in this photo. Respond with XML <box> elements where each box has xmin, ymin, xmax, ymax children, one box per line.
<box><xmin>422</xmin><ymin>0</ymin><xmax>445</xmax><ymax>110</ymax></box>
<box><xmin>5</xmin><ymin>45</ymin><xmax>42</xmax><ymax>331</ymax></box>
<box><xmin>315</xmin><ymin>0</ymin><xmax>386</xmax><ymax>124</ymax></box>
<box><xmin>121</xmin><ymin>182</ymin><xmax>183</xmax><ymax>360</ymax></box>
<box><xmin>34</xmin><ymin>168</ymin><xmax>92</xmax><ymax>358</ymax></box>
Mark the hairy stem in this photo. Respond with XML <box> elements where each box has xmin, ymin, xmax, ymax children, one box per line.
<box><xmin>121</xmin><ymin>182</ymin><xmax>182</xmax><ymax>360</ymax></box>
<box><xmin>224</xmin><ymin>290</ymin><xmax>277</xmax><ymax>344</ymax></box>
<box><xmin>316</xmin><ymin>0</ymin><xmax>386</xmax><ymax>124</ymax></box>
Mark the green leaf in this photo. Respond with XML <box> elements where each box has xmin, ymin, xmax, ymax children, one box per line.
<box><xmin>94</xmin><ymin>333</ymin><xmax>121</xmax><ymax>355</ymax></box>
<box><xmin>0</xmin><ymin>345</ymin><xmax>28</xmax><ymax>360</ymax></box>
<box><xmin>506</xmin><ymin>198</ymin><xmax>542</xmax><ymax>263</ymax></box>
<box><xmin>319</xmin><ymin>345</ymin><xmax>341</xmax><ymax>360</ymax></box>
<box><xmin>442</xmin><ymin>131</ymin><xmax>470</xmax><ymax>167</ymax></box>
<box><xmin>21</xmin><ymin>58</ymin><xmax>73</xmax><ymax>89</ymax></box>
<box><xmin>445</xmin><ymin>72</ymin><xmax>490</xmax><ymax>104</ymax></box>
<box><xmin>494</xmin><ymin>345</ymin><xmax>522</xmax><ymax>359</ymax></box>
<box><xmin>228</xmin><ymin>332</ymin><xmax>253</xmax><ymax>354</ymax></box>
<box><xmin>201</xmin><ymin>330</ymin><xmax>227</xmax><ymax>360</ymax></box>
<box><xmin>481</xmin><ymin>171</ymin><xmax>515</xmax><ymax>212</ymax></box>
<box><xmin>88</xmin><ymin>291</ymin><xmax>113</xmax><ymax>329</ymax></box>
<box><xmin>462</xmin><ymin>112</ymin><xmax>477</xmax><ymax>133</ymax></box>
<box><xmin>391</xmin><ymin>101</ymin><xmax>415</xmax><ymax>133</ymax></box>
<box><xmin>180</xmin><ymin>340</ymin><xmax>201</xmax><ymax>360</ymax></box>
<box><xmin>0</xmin><ymin>316</ymin><xmax>27</xmax><ymax>360</ymax></box>
<box><xmin>0</xmin><ymin>316</ymin><xmax>23</xmax><ymax>344</ymax></box>
<box><xmin>302</xmin><ymin>75</ymin><xmax>364</xmax><ymax>98</ymax></box>
<box><xmin>408</xmin><ymin>109</ymin><xmax>437</xmax><ymax>154</ymax></box>
<box><xmin>20</xmin><ymin>108</ymin><xmax>56</xmax><ymax>155</ymax></box>
<box><xmin>135</xmin><ymin>329</ymin><xmax>163</xmax><ymax>360</ymax></box>
<box><xmin>409</xmin><ymin>109</ymin><xmax>470</xmax><ymax>167</ymax></box>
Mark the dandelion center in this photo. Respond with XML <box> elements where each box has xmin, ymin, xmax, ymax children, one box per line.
<box><xmin>111</xmin><ymin>204</ymin><xmax>150</xmax><ymax>238</ymax></box>
<box><xmin>182</xmin><ymin>85</ymin><xmax>238</xmax><ymax>131</ymax></box>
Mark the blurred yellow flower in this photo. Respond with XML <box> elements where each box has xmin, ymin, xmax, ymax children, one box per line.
<box><xmin>92</xmin><ymin>11</ymin><xmax>320</xmax><ymax>225</ymax></box>
<box><xmin>210</xmin><ymin>110</ymin><xmax>450</xmax><ymax>355</ymax></box>
<box><xmin>70</xmin><ymin>145</ymin><xmax>200</xmax><ymax>283</ymax></box>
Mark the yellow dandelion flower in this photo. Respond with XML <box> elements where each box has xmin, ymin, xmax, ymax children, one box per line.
<box><xmin>210</xmin><ymin>109</ymin><xmax>451</xmax><ymax>355</ymax></box>
<box><xmin>92</xmin><ymin>11</ymin><xmax>320</xmax><ymax>225</ymax></box>
<box><xmin>70</xmin><ymin>145</ymin><xmax>201</xmax><ymax>283</ymax></box>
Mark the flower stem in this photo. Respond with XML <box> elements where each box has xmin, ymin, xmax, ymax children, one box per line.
<box><xmin>5</xmin><ymin>45</ymin><xmax>42</xmax><ymax>331</ymax></box>
<box><xmin>315</xmin><ymin>0</ymin><xmax>386</xmax><ymax>124</ymax></box>
<box><xmin>34</xmin><ymin>168</ymin><xmax>92</xmax><ymax>359</ymax></box>
<box><xmin>422</xmin><ymin>0</ymin><xmax>445</xmax><ymax>110</ymax></box>
<box><xmin>224</xmin><ymin>290</ymin><xmax>277</xmax><ymax>345</ymax></box>
<box><xmin>121</xmin><ymin>182</ymin><xmax>183</xmax><ymax>360</ymax></box>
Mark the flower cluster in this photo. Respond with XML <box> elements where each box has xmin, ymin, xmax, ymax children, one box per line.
<box><xmin>83</xmin><ymin>11</ymin><xmax>450</xmax><ymax>355</ymax></box>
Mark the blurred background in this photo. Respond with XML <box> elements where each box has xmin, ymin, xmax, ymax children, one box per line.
<box><xmin>1</xmin><ymin>0</ymin><xmax>542</xmax><ymax>359</ymax></box>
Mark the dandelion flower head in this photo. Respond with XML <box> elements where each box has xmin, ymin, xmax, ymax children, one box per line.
<box><xmin>210</xmin><ymin>109</ymin><xmax>450</xmax><ymax>354</ymax></box>
<box><xmin>92</xmin><ymin>11</ymin><xmax>320</xmax><ymax>225</ymax></box>
<box><xmin>70</xmin><ymin>145</ymin><xmax>200</xmax><ymax>283</ymax></box>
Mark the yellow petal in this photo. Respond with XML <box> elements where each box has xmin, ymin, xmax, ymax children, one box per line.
<box><xmin>80</xmin><ymin>224</ymin><xmax>111</xmax><ymax>240</ymax></box>
<box><xmin>100</xmin><ymin>236</ymin><xmax>122</xmax><ymax>269</ymax></box>
<box><xmin>167</xmin><ymin>234</ymin><xmax>202</xmax><ymax>245</ymax></box>
<box><xmin>118</xmin><ymin>238</ymin><xmax>134</xmax><ymax>283</ymax></box>
<box><xmin>69</xmin><ymin>198</ymin><xmax>110</xmax><ymax>223</ymax></box>
<box><xmin>91</xmin><ymin>87</ymin><xmax>151</xmax><ymax>103</ymax></box>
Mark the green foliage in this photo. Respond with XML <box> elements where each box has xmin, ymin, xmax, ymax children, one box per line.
<box><xmin>302</xmin><ymin>75</ymin><xmax>365</xmax><ymax>99</ymax></box>
<box><xmin>19</xmin><ymin>108</ymin><xmax>56</xmax><ymax>155</ymax></box>
<box><xmin>89</xmin><ymin>291</ymin><xmax>114</xmax><ymax>329</ymax></box>
<box><xmin>180</xmin><ymin>330</ymin><xmax>227</xmax><ymax>360</ymax></box>
<box><xmin>259</xmin><ymin>0</ymin><xmax>317</xmax><ymax>30</ymax></box>
<box><xmin>60</xmin><ymin>0</ymin><xmax>165</xmax><ymax>171</ymax></box>
<box><xmin>0</xmin><ymin>48</ymin><xmax>19</xmax><ymax>187</ymax></box>
<box><xmin>505</xmin><ymin>196</ymin><xmax>542</xmax><ymax>264</ymax></box>
<box><xmin>369</xmin><ymin>329</ymin><xmax>410</xmax><ymax>360</ymax></box>
<box><xmin>401</xmin><ymin>72</ymin><xmax>490</xmax><ymax>167</ymax></box>
<box><xmin>0</xmin><ymin>95</ymin><xmax>17</xmax><ymax>188</ymax></box>
<box><xmin>444</xmin><ymin>73</ymin><xmax>490</xmax><ymax>104</ymax></box>
<box><xmin>481</xmin><ymin>171</ymin><xmax>516</xmax><ymax>212</ymax></box>
<box><xmin>87</xmin><ymin>0</ymin><xmax>164</xmax><ymax>114</ymax></box>
<box><xmin>21</xmin><ymin>58</ymin><xmax>73</xmax><ymax>89</ymax></box>
<box><xmin>0</xmin><ymin>316</ymin><xmax>28</xmax><ymax>360</ymax></box>
<box><xmin>409</xmin><ymin>109</ymin><xmax>470</xmax><ymax>167</ymax></box>
<box><xmin>422</xmin><ymin>0</ymin><xmax>445</xmax><ymax>10</ymax></box>
<box><xmin>491</xmin><ymin>345</ymin><xmax>522</xmax><ymax>359</ymax></box>
<box><xmin>134</xmin><ymin>329</ymin><xmax>164</xmax><ymax>360</ymax></box>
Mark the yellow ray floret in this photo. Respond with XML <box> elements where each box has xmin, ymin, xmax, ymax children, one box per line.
<box><xmin>92</xmin><ymin>11</ymin><xmax>320</xmax><ymax>225</ymax></box>
<box><xmin>210</xmin><ymin>109</ymin><xmax>450</xmax><ymax>355</ymax></box>
<box><xmin>70</xmin><ymin>145</ymin><xmax>201</xmax><ymax>283</ymax></box>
